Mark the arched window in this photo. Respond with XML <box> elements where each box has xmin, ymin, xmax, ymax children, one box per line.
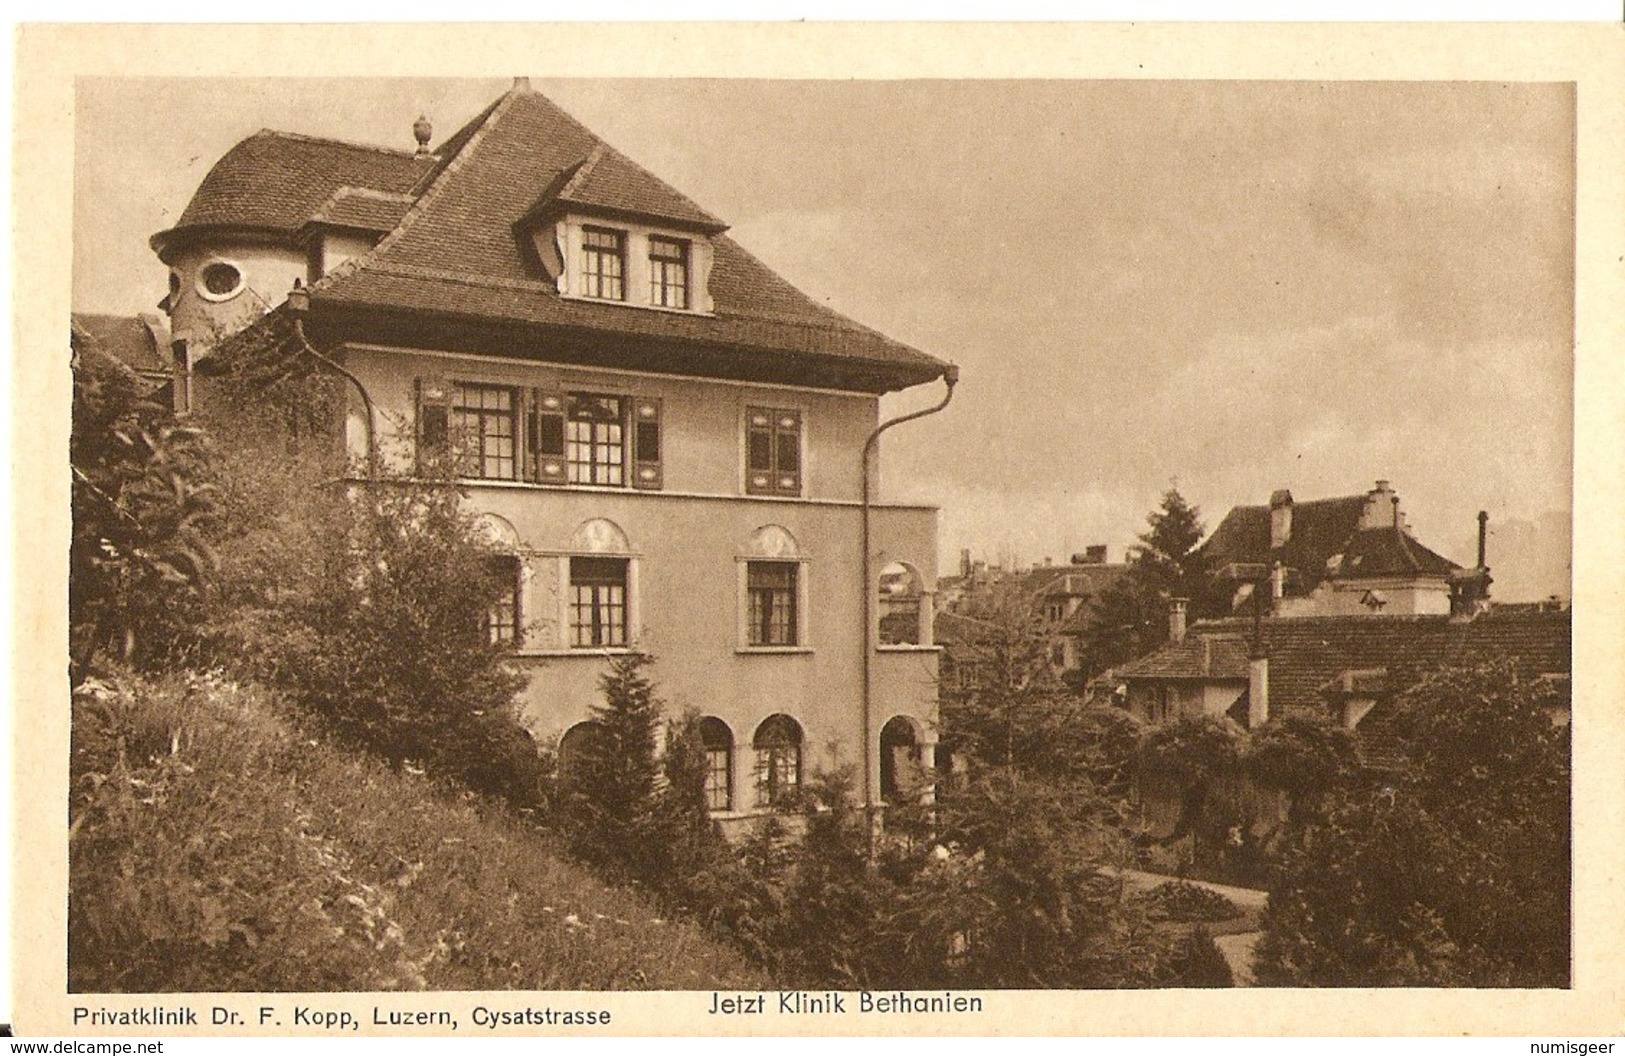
<box><xmin>699</xmin><ymin>717</ymin><xmax>734</xmax><ymax>813</ymax></box>
<box><xmin>880</xmin><ymin>715</ymin><xmax>923</xmax><ymax>802</ymax></box>
<box><xmin>878</xmin><ymin>561</ymin><xmax>924</xmax><ymax>645</ymax></box>
<box><xmin>752</xmin><ymin>714</ymin><xmax>803</xmax><ymax>809</ymax></box>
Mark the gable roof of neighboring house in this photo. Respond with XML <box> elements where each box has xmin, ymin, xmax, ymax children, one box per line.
<box><xmin>70</xmin><ymin>312</ymin><xmax>171</xmax><ymax>380</ymax></box>
<box><xmin>1200</xmin><ymin>487</ymin><xmax>1462</xmax><ymax>598</ymax></box>
<box><xmin>162</xmin><ymin>83</ymin><xmax>948</xmax><ymax>394</ymax></box>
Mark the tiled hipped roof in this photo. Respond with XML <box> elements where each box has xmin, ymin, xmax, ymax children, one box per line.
<box><xmin>159</xmin><ymin>83</ymin><xmax>946</xmax><ymax>393</ymax></box>
<box><xmin>1112</xmin><ymin>609</ymin><xmax>1571</xmax><ymax>768</ymax></box>
<box><xmin>1117</xmin><ymin>611</ymin><xmax>1569</xmax><ymax>709</ymax></box>
<box><xmin>1200</xmin><ymin>493</ymin><xmax>1460</xmax><ymax>593</ymax></box>
<box><xmin>155</xmin><ymin>131</ymin><xmax>435</xmax><ymax>248</ymax></box>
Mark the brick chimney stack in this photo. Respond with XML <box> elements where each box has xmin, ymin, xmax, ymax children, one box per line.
<box><xmin>1169</xmin><ymin>597</ymin><xmax>1188</xmax><ymax>644</ymax></box>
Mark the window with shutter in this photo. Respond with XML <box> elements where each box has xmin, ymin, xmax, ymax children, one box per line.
<box><xmin>745</xmin><ymin>407</ymin><xmax>802</xmax><ymax>496</ymax></box>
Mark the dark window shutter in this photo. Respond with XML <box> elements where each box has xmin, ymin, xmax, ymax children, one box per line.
<box><xmin>632</xmin><ymin>397</ymin><xmax>663</xmax><ymax>490</ymax></box>
<box><xmin>416</xmin><ymin>376</ymin><xmax>451</xmax><ymax>474</ymax></box>
<box><xmin>774</xmin><ymin>410</ymin><xmax>801</xmax><ymax>494</ymax></box>
<box><xmin>746</xmin><ymin>409</ymin><xmax>774</xmax><ymax>494</ymax></box>
<box><xmin>534</xmin><ymin>388</ymin><xmax>567</xmax><ymax>483</ymax></box>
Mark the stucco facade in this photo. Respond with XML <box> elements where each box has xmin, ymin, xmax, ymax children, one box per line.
<box><xmin>338</xmin><ymin>343</ymin><xmax>942</xmax><ymax>817</ymax></box>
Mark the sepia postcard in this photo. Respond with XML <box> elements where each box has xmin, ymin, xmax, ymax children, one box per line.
<box><xmin>13</xmin><ymin>20</ymin><xmax>1625</xmax><ymax>1039</ymax></box>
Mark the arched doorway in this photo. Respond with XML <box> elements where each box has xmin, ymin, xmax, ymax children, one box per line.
<box><xmin>880</xmin><ymin>715</ymin><xmax>924</xmax><ymax>803</ymax></box>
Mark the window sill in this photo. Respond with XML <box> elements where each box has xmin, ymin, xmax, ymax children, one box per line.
<box><xmin>735</xmin><ymin>646</ymin><xmax>814</xmax><ymax>656</ymax></box>
<box><xmin>560</xmin><ymin>292</ymin><xmax>715</xmax><ymax>318</ymax></box>
<box><xmin>876</xmin><ymin>644</ymin><xmax>943</xmax><ymax>654</ymax></box>
<box><xmin>512</xmin><ymin>647</ymin><xmax>643</xmax><ymax>659</ymax></box>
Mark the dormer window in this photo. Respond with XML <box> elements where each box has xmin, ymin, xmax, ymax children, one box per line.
<box><xmin>581</xmin><ymin>226</ymin><xmax>625</xmax><ymax>301</ymax></box>
<box><xmin>531</xmin><ymin>216</ymin><xmax>716</xmax><ymax>314</ymax></box>
<box><xmin>648</xmin><ymin>236</ymin><xmax>689</xmax><ymax>309</ymax></box>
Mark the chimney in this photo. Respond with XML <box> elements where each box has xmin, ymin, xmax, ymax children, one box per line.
<box><xmin>1168</xmin><ymin>597</ymin><xmax>1188</xmax><ymax>644</ymax></box>
<box><xmin>960</xmin><ymin>548</ymin><xmax>972</xmax><ymax>578</ymax></box>
<box><xmin>1477</xmin><ymin>510</ymin><xmax>1489</xmax><ymax>569</ymax></box>
<box><xmin>513</xmin><ymin>76</ymin><xmax>533</xmax><ymax>91</ymax></box>
<box><xmin>1269</xmin><ymin>489</ymin><xmax>1293</xmax><ymax>549</ymax></box>
<box><xmin>1358</xmin><ymin>479</ymin><xmax>1399</xmax><ymax>531</ymax></box>
<box><xmin>1248</xmin><ymin>651</ymin><xmax>1269</xmax><ymax>728</ymax></box>
<box><xmin>1070</xmin><ymin>545</ymin><xmax>1108</xmax><ymax>565</ymax></box>
<box><xmin>1270</xmin><ymin>559</ymin><xmax>1285</xmax><ymax>601</ymax></box>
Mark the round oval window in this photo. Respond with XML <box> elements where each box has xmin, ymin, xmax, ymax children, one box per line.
<box><xmin>198</xmin><ymin>261</ymin><xmax>243</xmax><ymax>299</ymax></box>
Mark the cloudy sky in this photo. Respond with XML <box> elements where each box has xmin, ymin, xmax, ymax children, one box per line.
<box><xmin>73</xmin><ymin>77</ymin><xmax>1574</xmax><ymax>601</ymax></box>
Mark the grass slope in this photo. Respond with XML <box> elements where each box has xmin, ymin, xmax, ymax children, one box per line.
<box><xmin>68</xmin><ymin>670</ymin><xmax>765</xmax><ymax>993</ymax></box>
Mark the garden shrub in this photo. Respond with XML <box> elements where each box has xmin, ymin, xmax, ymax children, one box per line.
<box><xmin>1139</xmin><ymin>879</ymin><xmax>1242</xmax><ymax>923</ymax></box>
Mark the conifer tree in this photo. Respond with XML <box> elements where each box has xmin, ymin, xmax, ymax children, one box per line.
<box><xmin>566</xmin><ymin>653</ymin><xmax>664</xmax><ymax>878</ymax></box>
<box><xmin>1078</xmin><ymin>486</ymin><xmax>1209</xmax><ymax>676</ymax></box>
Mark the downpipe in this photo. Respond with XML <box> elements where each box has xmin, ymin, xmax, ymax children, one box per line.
<box><xmin>860</xmin><ymin>363</ymin><xmax>958</xmax><ymax>852</ymax></box>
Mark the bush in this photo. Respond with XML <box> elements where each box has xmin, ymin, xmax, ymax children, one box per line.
<box><xmin>1245</xmin><ymin>715</ymin><xmax>1358</xmax><ymax>818</ymax></box>
<box><xmin>70</xmin><ymin>343</ymin><xmax>216</xmax><ymax>681</ymax></box>
<box><xmin>265</xmin><ymin>473</ymin><xmax>536</xmax><ymax>806</ymax></box>
<box><xmin>1256</xmin><ymin>661</ymin><xmax>1570</xmax><ymax>987</ymax></box>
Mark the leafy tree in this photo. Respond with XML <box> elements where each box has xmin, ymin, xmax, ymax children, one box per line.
<box><xmin>70</xmin><ymin>342</ymin><xmax>216</xmax><ymax>682</ymax></box>
<box><xmin>777</xmin><ymin>769</ymin><xmax>899</xmax><ymax>987</ymax></box>
<box><xmin>1244</xmin><ymin>715</ymin><xmax>1360</xmax><ymax>829</ymax></box>
<box><xmin>937</xmin><ymin>580</ymin><xmax>1082</xmax><ymax>776</ymax></box>
<box><xmin>274</xmin><ymin>475</ymin><xmax>535</xmax><ymax>801</ymax></box>
<box><xmin>1079</xmin><ymin>487</ymin><xmax>1210</xmax><ymax>677</ymax></box>
<box><xmin>1256</xmin><ymin>661</ymin><xmax>1570</xmax><ymax>986</ymax></box>
<box><xmin>1137</xmin><ymin>715</ymin><xmax>1246</xmax><ymax>846</ymax></box>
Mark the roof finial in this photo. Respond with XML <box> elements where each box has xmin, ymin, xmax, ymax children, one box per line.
<box><xmin>513</xmin><ymin>76</ymin><xmax>532</xmax><ymax>92</ymax></box>
<box><xmin>412</xmin><ymin>114</ymin><xmax>433</xmax><ymax>154</ymax></box>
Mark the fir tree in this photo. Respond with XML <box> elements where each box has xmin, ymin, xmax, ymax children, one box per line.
<box><xmin>1078</xmin><ymin>486</ymin><xmax>1209</xmax><ymax>677</ymax></box>
<box><xmin>566</xmin><ymin>653</ymin><xmax>664</xmax><ymax>879</ymax></box>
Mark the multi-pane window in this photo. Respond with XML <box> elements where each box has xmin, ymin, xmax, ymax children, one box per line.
<box><xmin>451</xmin><ymin>383</ymin><xmax>517</xmax><ymax>480</ymax></box>
<box><xmin>648</xmin><ymin>236</ymin><xmax>689</xmax><ymax>309</ymax></box>
<box><xmin>570</xmin><ymin>557</ymin><xmax>628</xmax><ymax>648</ymax></box>
<box><xmin>581</xmin><ymin>227</ymin><xmax>625</xmax><ymax>300</ymax></box>
<box><xmin>565</xmin><ymin>394</ymin><xmax>625</xmax><ymax>486</ymax></box>
<box><xmin>752</xmin><ymin>715</ymin><xmax>802</xmax><ymax>809</ymax></box>
<box><xmin>746</xmin><ymin>408</ymin><xmax>802</xmax><ymax>496</ymax></box>
<box><xmin>700</xmin><ymin>717</ymin><xmax>733</xmax><ymax>813</ymax></box>
<box><xmin>747</xmin><ymin>562</ymin><xmax>798</xmax><ymax>647</ymax></box>
<box><xmin>485</xmin><ymin>557</ymin><xmax>520</xmax><ymax>647</ymax></box>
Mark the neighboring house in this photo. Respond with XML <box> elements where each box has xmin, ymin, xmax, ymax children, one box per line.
<box><xmin>1022</xmin><ymin>549</ymin><xmax>1130</xmax><ymax>679</ymax></box>
<box><xmin>1109</xmin><ymin>601</ymin><xmax>1570</xmax><ymax>854</ymax></box>
<box><xmin>1110</xmin><ymin>604</ymin><xmax>1572</xmax><ymax>769</ymax></box>
<box><xmin>936</xmin><ymin>548</ymin><xmax>1128</xmax><ymax>687</ymax></box>
<box><xmin>70</xmin><ymin>312</ymin><xmax>176</xmax><ymax>398</ymax></box>
<box><xmin>146</xmin><ymin>78</ymin><xmax>955</xmax><ymax>824</ymax></box>
<box><xmin>1199</xmin><ymin>480</ymin><xmax>1492</xmax><ymax>619</ymax></box>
